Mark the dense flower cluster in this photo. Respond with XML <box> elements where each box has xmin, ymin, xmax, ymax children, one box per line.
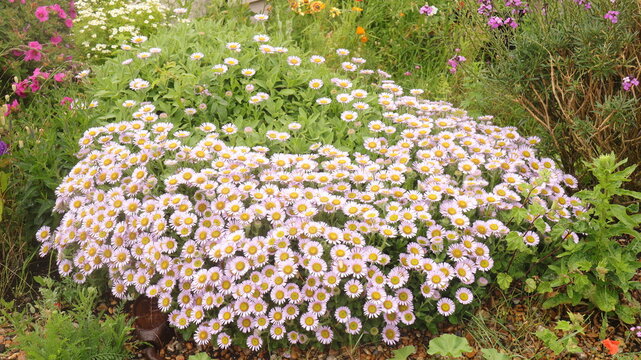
<box><xmin>37</xmin><ymin>16</ymin><xmax>584</xmax><ymax>350</ymax></box>
<box><xmin>73</xmin><ymin>0</ymin><xmax>181</xmax><ymax>58</ymax></box>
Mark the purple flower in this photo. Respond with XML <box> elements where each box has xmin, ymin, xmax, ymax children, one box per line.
<box><xmin>488</xmin><ymin>16</ymin><xmax>503</xmax><ymax>28</ymax></box>
<box><xmin>604</xmin><ymin>10</ymin><xmax>619</xmax><ymax>24</ymax></box>
<box><xmin>0</xmin><ymin>141</ymin><xmax>8</xmax><ymax>156</ymax></box>
<box><xmin>622</xmin><ymin>77</ymin><xmax>639</xmax><ymax>91</ymax></box>
<box><xmin>419</xmin><ymin>4</ymin><xmax>438</xmax><ymax>16</ymax></box>
<box><xmin>35</xmin><ymin>6</ymin><xmax>49</xmax><ymax>22</ymax></box>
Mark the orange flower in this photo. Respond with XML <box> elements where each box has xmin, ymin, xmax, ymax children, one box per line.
<box><xmin>352</xmin><ymin>6</ymin><xmax>363</xmax><ymax>12</ymax></box>
<box><xmin>399</xmin><ymin>12</ymin><xmax>405</xmax><ymax>17</ymax></box>
<box><xmin>310</xmin><ymin>1</ymin><xmax>326</xmax><ymax>12</ymax></box>
<box><xmin>356</xmin><ymin>26</ymin><xmax>366</xmax><ymax>35</ymax></box>
<box><xmin>360</xmin><ymin>35</ymin><xmax>368</xmax><ymax>43</ymax></box>
<box><xmin>602</xmin><ymin>339</ymin><xmax>620</xmax><ymax>355</ymax></box>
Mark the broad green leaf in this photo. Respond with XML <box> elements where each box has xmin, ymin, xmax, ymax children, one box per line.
<box><xmin>189</xmin><ymin>353</ymin><xmax>212</xmax><ymax>360</ymax></box>
<box><xmin>520</xmin><ymin>277</ymin><xmax>536</xmax><ymax>293</ymax></box>
<box><xmin>591</xmin><ymin>285</ymin><xmax>618</xmax><ymax>312</ymax></box>
<box><xmin>388</xmin><ymin>345</ymin><xmax>416</xmax><ymax>360</ymax></box>
<box><xmin>427</xmin><ymin>334</ymin><xmax>473</xmax><ymax>357</ymax></box>
<box><xmin>542</xmin><ymin>293</ymin><xmax>571</xmax><ymax>309</ymax></box>
<box><xmin>497</xmin><ymin>273</ymin><xmax>513</xmax><ymax>291</ymax></box>
<box><xmin>480</xmin><ymin>348</ymin><xmax>511</xmax><ymax>360</ymax></box>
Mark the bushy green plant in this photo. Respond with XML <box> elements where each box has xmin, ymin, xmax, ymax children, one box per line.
<box><xmin>0</xmin><ymin>83</ymin><xmax>97</xmax><ymax>299</ymax></box>
<box><xmin>72</xmin><ymin>0</ymin><xmax>184</xmax><ymax>60</ymax></box>
<box><xmin>462</xmin><ymin>0</ymin><xmax>641</xmax><ymax>188</ymax></box>
<box><xmin>2</xmin><ymin>276</ymin><xmax>134</xmax><ymax>360</ymax></box>
<box><xmin>536</xmin><ymin>154</ymin><xmax>641</xmax><ymax>323</ymax></box>
<box><xmin>0</xmin><ymin>0</ymin><xmax>77</xmax><ymax>96</ymax></box>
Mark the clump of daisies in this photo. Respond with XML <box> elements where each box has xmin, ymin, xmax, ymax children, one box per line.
<box><xmin>38</xmin><ymin>16</ymin><xmax>585</xmax><ymax>351</ymax></box>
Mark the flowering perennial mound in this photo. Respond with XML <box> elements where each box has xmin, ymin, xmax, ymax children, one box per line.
<box><xmin>38</xmin><ymin>18</ymin><xmax>583</xmax><ymax>350</ymax></box>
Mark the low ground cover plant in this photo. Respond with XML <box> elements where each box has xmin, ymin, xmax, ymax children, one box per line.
<box><xmin>1</xmin><ymin>276</ymin><xmax>134</xmax><ymax>360</ymax></box>
<box><xmin>35</xmin><ymin>15</ymin><xmax>589</xmax><ymax>350</ymax></box>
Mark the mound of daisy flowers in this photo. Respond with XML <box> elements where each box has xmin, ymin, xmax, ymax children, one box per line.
<box><xmin>37</xmin><ymin>14</ymin><xmax>584</xmax><ymax>350</ymax></box>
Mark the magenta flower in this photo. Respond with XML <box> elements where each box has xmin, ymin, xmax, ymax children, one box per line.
<box><xmin>50</xmin><ymin>35</ymin><xmax>63</xmax><ymax>45</ymax></box>
<box><xmin>54</xmin><ymin>73</ymin><xmax>66</xmax><ymax>82</ymax></box>
<box><xmin>32</xmin><ymin>68</ymin><xmax>50</xmax><ymax>80</ymax></box>
<box><xmin>64</xmin><ymin>18</ymin><xmax>73</xmax><ymax>28</ymax></box>
<box><xmin>14</xmin><ymin>80</ymin><xmax>30</xmax><ymax>97</ymax></box>
<box><xmin>60</xmin><ymin>97</ymin><xmax>74</xmax><ymax>106</ymax></box>
<box><xmin>622</xmin><ymin>77</ymin><xmax>639</xmax><ymax>91</ymax></box>
<box><xmin>604</xmin><ymin>10</ymin><xmax>619</xmax><ymax>23</ymax></box>
<box><xmin>23</xmin><ymin>49</ymin><xmax>42</xmax><ymax>62</ymax></box>
<box><xmin>28</xmin><ymin>41</ymin><xmax>42</xmax><ymax>50</ymax></box>
<box><xmin>35</xmin><ymin>6</ymin><xmax>50</xmax><ymax>22</ymax></box>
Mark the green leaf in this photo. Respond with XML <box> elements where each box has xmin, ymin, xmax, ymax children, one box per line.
<box><xmin>615</xmin><ymin>304</ymin><xmax>640</xmax><ymax>324</ymax></box>
<box><xmin>427</xmin><ymin>334</ymin><xmax>473</xmax><ymax>357</ymax></box>
<box><xmin>388</xmin><ymin>345</ymin><xmax>416</xmax><ymax>360</ymax></box>
<box><xmin>497</xmin><ymin>273</ymin><xmax>513</xmax><ymax>291</ymax></box>
<box><xmin>525</xmin><ymin>278</ymin><xmax>537</xmax><ymax>293</ymax></box>
<box><xmin>534</xmin><ymin>218</ymin><xmax>547</xmax><ymax>234</ymax></box>
<box><xmin>480</xmin><ymin>348</ymin><xmax>511</xmax><ymax>360</ymax></box>
<box><xmin>189</xmin><ymin>353</ymin><xmax>212</xmax><ymax>360</ymax></box>
<box><xmin>542</xmin><ymin>293</ymin><xmax>571</xmax><ymax>309</ymax></box>
<box><xmin>591</xmin><ymin>285</ymin><xmax>618</xmax><ymax>312</ymax></box>
<box><xmin>535</xmin><ymin>328</ymin><xmax>564</xmax><ymax>354</ymax></box>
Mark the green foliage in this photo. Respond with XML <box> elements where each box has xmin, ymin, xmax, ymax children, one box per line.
<box><xmin>388</xmin><ymin>345</ymin><xmax>416</xmax><ymax>360</ymax></box>
<box><xmin>84</xmin><ymin>18</ymin><xmax>383</xmax><ymax>154</ymax></box>
<box><xmin>427</xmin><ymin>334</ymin><xmax>473</xmax><ymax>358</ymax></box>
<box><xmin>464</xmin><ymin>0</ymin><xmax>641</xmax><ymax>188</ymax></box>
<box><xmin>2</xmin><ymin>277</ymin><xmax>134</xmax><ymax>360</ymax></box>
<box><xmin>188</xmin><ymin>353</ymin><xmax>213</xmax><ymax>360</ymax></box>
<box><xmin>538</xmin><ymin>154</ymin><xmax>641</xmax><ymax>322</ymax></box>
<box><xmin>72</xmin><ymin>0</ymin><xmax>179</xmax><ymax>61</ymax></box>
<box><xmin>480</xmin><ymin>348</ymin><xmax>511</xmax><ymax>360</ymax></box>
<box><xmin>534</xmin><ymin>313</ymin><xmax>584</xmax><ymax>355</ymax></box>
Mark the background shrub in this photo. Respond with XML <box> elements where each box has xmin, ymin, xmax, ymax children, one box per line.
<box><xmin>462</xmin><ymin>0</ymin><xmax>641</xmax><ymax>188</ymax></box>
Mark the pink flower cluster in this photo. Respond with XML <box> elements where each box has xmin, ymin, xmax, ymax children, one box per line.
<box><xmin>477</xmin><ymin>0</ymin><xmax>527</xmax><ymax>29</ymax></box>
<box><xmin>622</xmin><ymin>76</ymin><xmax>639</xmax><ymax>91</ymax></box>
<box><xmin>603</xmin><ymin>10</ymin><xmax>619</xmax><ymax>24</ymax></box>
<box><xmin>35</xmin><ymin>2</ymin><xmax>76</xmax><ymax>28</ymax></box>
<box><xmin>13</xmin><ymin>68</ymin><xmax>67</xmax><ymax>98</ymax></box>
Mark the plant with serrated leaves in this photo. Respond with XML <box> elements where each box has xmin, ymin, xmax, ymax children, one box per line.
<box><xmin>536</xmin><ymin>154</ymin><xmax>641</xmax><ymax>323</ymax></box>
<box><xmin>534</xmin><ymin>312</ymin><xmax>585</xmax><ymax>356</ymax></box>
<box><xmin>1</xmin><ymin>276</ymin><xmax>134</xmax><ymax>360</ymax></box>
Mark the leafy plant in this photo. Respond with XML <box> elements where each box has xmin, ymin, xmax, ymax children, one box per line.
<box><xmin>480</xmin><ymin>348</ymin><xmax>511</xmax><ymax>360</ymax></box>
<box><xmin>427</xmin><ymin>334</ymin><xmax>473</xmax><ymax>358</ymax></box>
<box><xmin>389</xmin><ymin>345</ymin><xmax>416</xmax><ymax>360</ymax></box>
<box><xmin>2</xmin><ymin>276</ymin><xmax>134</xmax><ymax>360</ymax></box>
<box><xmin>538</xmin><ymin>154</ymin><xmax>641</xmax><ymax>323</ymax></box>
<box><xmin>534</xmin><ymin>312</ymin><xmax>585</xmax><ymax>355</ymax></box>
<box><xmin>189</xmin><ymin>353</ymin><xmax>213</xmax><ymax>360</ymax></box>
